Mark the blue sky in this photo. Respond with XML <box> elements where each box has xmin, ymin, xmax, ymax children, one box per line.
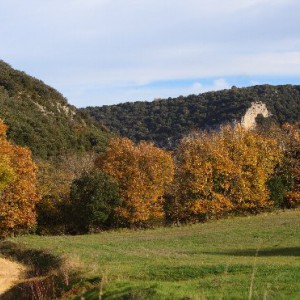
<box><xmin>1</xmin><ymin>0</ymin><xmax>300</xmax><ymax>107</ymax></box>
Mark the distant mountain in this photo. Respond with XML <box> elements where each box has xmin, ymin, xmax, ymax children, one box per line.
<box><xmin>0</xmin><ymin>60</ymin><xmax>109</xmax><ymax>159</ymax></box>
<box><xmin>83</xmin><ymin>84</ymin><xmax>300</xmax><ymax>149</ymax></box>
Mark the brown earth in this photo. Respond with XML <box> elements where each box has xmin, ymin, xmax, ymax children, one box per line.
<box><xmin>0</xmin><ymin>257</ymin><xmax>24</xmax><ymax>295</ymax></box>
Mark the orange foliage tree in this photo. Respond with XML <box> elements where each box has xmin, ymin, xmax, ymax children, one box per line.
<box><xmin>0</xmin><ymin>120</ymin><xmax>40</xmax><ymax>237</ymax></box>
<box><xmin>97</xmin><ymin>138</ymin><xmax>174</xmax><ymax>226</ymax></box>
<box><xmin>0</xmin><ymin>123</ymin><xmax>15</xmax><ymax>193</ymax></box>
<box><xmin>259</xmin><ymin>122</ymin><xmax>300</xmax><ymax>207</ymax></box>
<box><xmin>172</xmin><ymin>125</ymin><xmax>282</xmax><ymax>222</ymax></box>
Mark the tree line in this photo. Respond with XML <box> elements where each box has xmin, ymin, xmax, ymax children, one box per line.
<box><xmin>0</xmin><ymin>118</ymin><xmax>299</xmax><ymax>237</ymax></box>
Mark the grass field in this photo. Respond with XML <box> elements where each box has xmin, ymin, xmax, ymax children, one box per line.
<box><xmin>8</xmin><ymin>210</ymin><xmax>300</xmax><ymax>299</ymax></box>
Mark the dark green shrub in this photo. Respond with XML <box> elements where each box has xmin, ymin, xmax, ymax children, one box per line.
<box><xmin>70</xmin><ymin>171</ymin><xmax>120</xmax><ymax>233</ymax></box>
<box><xmin>267</xmin><ymin>175</ymin><xmax>288</xmax><ymax>208</ymax></box>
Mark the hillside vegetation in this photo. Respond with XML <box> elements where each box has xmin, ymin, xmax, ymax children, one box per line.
<box><xmin>0</xmin><ymin>60</ymin><xmax>299</xmax><ymax>237</ymax></box>
<box><xmin>7</xmin><ymin>210</ymin><xmax>300</xmax><ymax>299</ymax></box>
<box><xmin>0</xmin><ymin>61</ymin><xmax>299</xmax><ymax>299</ymax></box>
<box><xmin>83</xmin><ymin>84</ymin><xmax>300</xmax><ymax>148</ymax></box>
<box><xmin>0</xmin><ymin>60</ymin><xmax>109</xmax><ymax>159</ymax></box>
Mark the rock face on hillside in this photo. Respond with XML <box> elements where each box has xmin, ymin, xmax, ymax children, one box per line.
<box><xmin>0</xmin><ymin>60</ymin><xmax>109</xmax><ymax>158</ymax></box>
<box><xmin>241</xmin><ymin>102</ymin><xmax>270</xmax><ymax>129</ymax></box>
<box><xmin>83</xmin><ymin>84</ymin><xmax>300</xmax><ymax>148</ymax></box>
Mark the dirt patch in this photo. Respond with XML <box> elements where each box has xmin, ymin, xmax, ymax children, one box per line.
<box><xmin>0</xmin><ymin>257</ymin><xmax>25</xmax><ymax>295</ymax></box>
<box><xmin>0</xmin><ymin>241</ymin><xmax>80</xmax><ymax>299</ymax></box>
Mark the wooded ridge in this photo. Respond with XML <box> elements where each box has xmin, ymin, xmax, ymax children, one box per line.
<box><xmin>0</xmin><ymin>60</ymin><xmax>109</xmax><ymax>159</ymax></box>
<box><xmin>83</xmin><ymin>84</ymin><xmax>300</xmax><ymax>148</ymax></box>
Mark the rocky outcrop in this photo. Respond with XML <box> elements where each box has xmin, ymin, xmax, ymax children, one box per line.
<box><xmin>241</xmin><ymin>102</ymin><xmax>270</xmax><ymax>129</ymax></box>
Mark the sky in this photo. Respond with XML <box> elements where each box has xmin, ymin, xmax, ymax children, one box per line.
<box><xmin>1</xmin><ymin>0</ymin><xmax>300</xmax><ymax>107</ymax></box>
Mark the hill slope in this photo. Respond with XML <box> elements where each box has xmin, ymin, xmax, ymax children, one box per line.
<box><xmin>83</xmin><ymin>84</ymin><xmax>300</xmax><ymax>148</ymax></box>
<box><xmin>0</xmin><ymin>60</ymin><xmax>109</xmax><ymax>158</ymax></box>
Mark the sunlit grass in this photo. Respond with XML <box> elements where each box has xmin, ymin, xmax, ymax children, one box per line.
<box><xmin>11</xmin><ymin>209</ymin><xmax>300</xmax><ymax>299</ymax></box>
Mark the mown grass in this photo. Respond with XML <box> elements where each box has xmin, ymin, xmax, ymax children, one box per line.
<box><xmin>8</xmin><ymin>210</ymin><xmax>300</xmax><ymax>299</ymax></box>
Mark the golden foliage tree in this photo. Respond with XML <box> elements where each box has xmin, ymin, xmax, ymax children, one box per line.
<box><xmin>0</xmin><ymin>122</ymin><xmax>15</xmax><ymax>193</ymax></box>
<box><xmin>0</xmin><ymin>120</ymin><xmax>40</xmax><ymax>236</ymax></box>
<box><xmin>98</xmin><ymin>138</ymin><xmax>174</xmax><ymax>226</ymax></box>
<box><xmin>172</xmin><ymin>125</ymin><xmax>282</xmax><ymax>222</ymax></box>
<box><xmin>258</xmin><ymin>122</ymin><xmax>300</xmax><ymax>207</ymax></box>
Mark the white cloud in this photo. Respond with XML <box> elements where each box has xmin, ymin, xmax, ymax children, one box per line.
<box><xmin>71</xmin><ymin>78</ymin><xmax>231</xmax><ymax>107</ymax></box>
<box><xmin>188</xmin><ymin>79</ymin><xmax>231</xmax><ymax>95</ymax></box>
<box><xmin>0</xmin><ymin>0</ymin><xmax>299</xmax><ymax>106</ymax></box>
<box><xmin>235</xmin><ymin>52</ymin><xmax>300</xmax><ymax>75</ymax></box>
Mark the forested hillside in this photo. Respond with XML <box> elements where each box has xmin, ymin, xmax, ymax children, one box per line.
<box><xmin>83</xmin><ymin>84</ymin><xmax>300</xmax><ymax>148</ymax></box>
<box><xmin>0</xmin><ymin>59</ymin><xmax>299</xmax><ymax>238</ymax></box>
<box><xmin>0</xmin><ymin>60</ymin><xmax>109</xmax><ymax>159</ymax></box>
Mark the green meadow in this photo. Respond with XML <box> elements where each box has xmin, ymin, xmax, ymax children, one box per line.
<box><xmin>10</xmin><ymin>210</ymin><xmax>300</xmax><ymax>299</ymax></box>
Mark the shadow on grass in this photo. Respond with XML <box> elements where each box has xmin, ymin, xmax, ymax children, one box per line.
<box><xmin>205</xmin><ymin>247</ymin><xmax>300</xmax><ymax>257</ymax></box>
<box><xmin>101</xmin><ymin>283</ymin><xmax>160</xmax><ymax>300</ymax></box>
<box><xmin>146</xmin><ymin>264</ymin><xmax>252</xmax><ymax>281</ymax></box>
<box><xmin>0</xmin><ymin>240</ymin><xmax>63</xmax><ymax>275</ymax></box>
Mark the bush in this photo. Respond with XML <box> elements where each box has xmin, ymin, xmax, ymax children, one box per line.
<box><xmin>267</xmin><ymin>175</ymin><xmax>288</xmax><ymax>208</ymax></box>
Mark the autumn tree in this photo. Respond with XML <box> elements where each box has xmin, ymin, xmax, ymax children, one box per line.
<box><xmin>171</xmin><ymin>125</ymin><xmax>282</xmax><ymax>222</ymax></box>
<box><xmin>0</xmin><ymin>123</ymin><xmax>15</xmax><ymax>193</ymax></box>
<box><xmin>97</xmin><ymin>138</ymin><xmax>174</xmax><ymax>227</ymax></box>
<box><xmin>0</xmin><ymin>120</ymin><xmax>40</xmax><ymax>237</ymax></box>
<box><xmin>279</xmin><ymin>123</ymin><xmax>300</xmax><ymax>207</ymax></box>
<box><xmin>258</xmin><ymin>122</ymin><xmax>300</xmax><ymax>208</ymax></box>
